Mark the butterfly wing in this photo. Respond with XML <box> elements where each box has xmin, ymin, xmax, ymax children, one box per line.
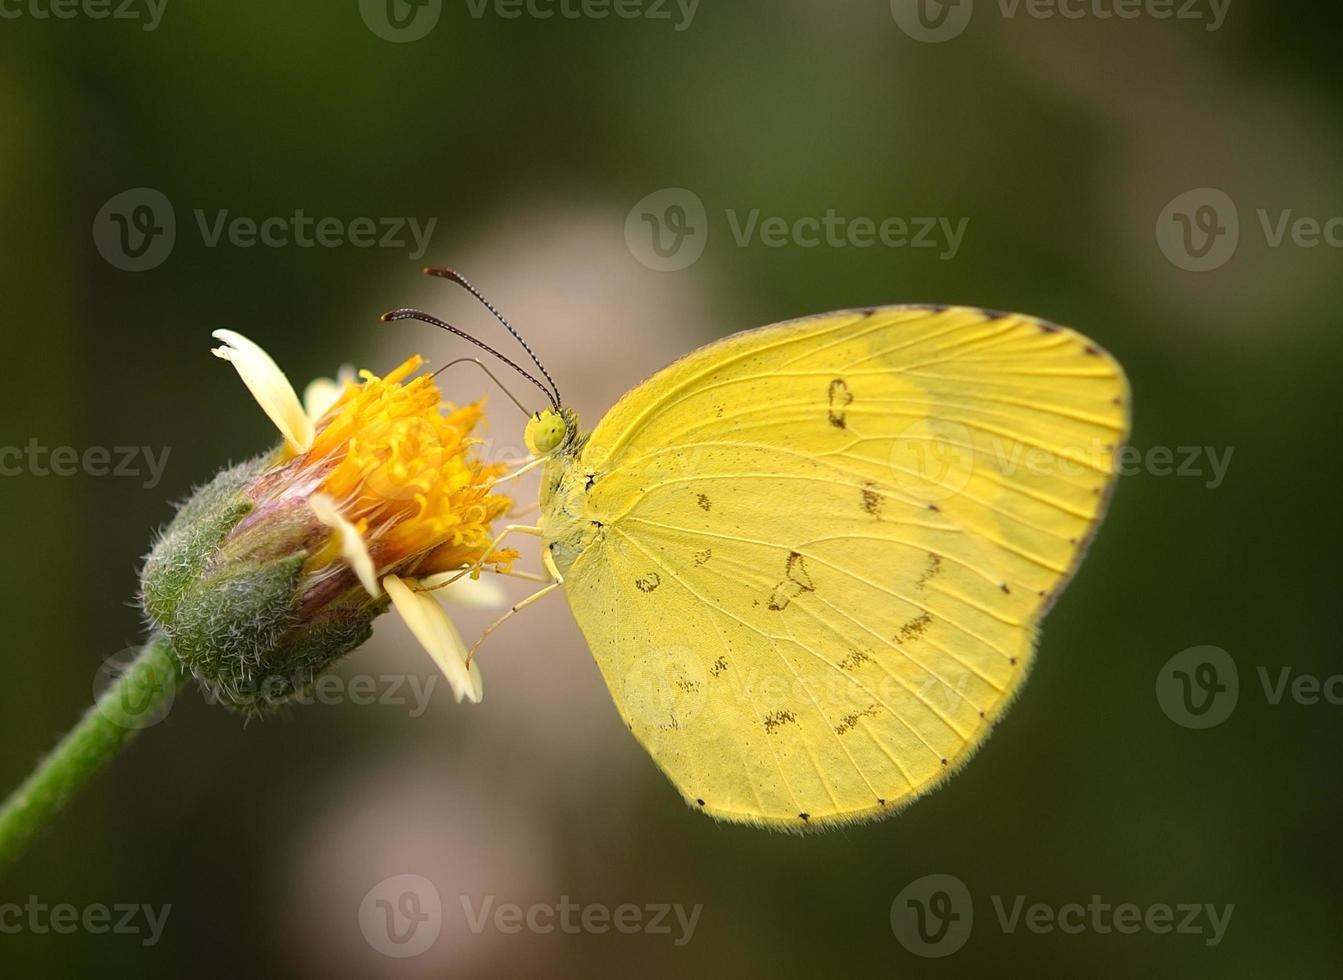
<box><xmin>556</xmin><ymin>306</ymin><xmax>1128</xmax><ymax>829</ymax></box>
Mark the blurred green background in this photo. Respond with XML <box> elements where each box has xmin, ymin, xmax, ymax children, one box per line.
<box><xmin>2</xmin><ymin>1</ymin><xmax>1340</xmax><ymax>976</ymax></box>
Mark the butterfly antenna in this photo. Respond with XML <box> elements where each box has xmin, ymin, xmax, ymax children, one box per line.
<box><xmin>380</xmin><ymin>308</ymin><xmax>559</xmax><ymax>410</ymax></box>
<box><xmin>421</xmin><ymin>267</ymin><xmax>563</xmax><ymax>408</ymax></box>
<box><xmin>433</xmin><ymin>357</ymin><xmax>535</xmax><ymax>419</ymax></box>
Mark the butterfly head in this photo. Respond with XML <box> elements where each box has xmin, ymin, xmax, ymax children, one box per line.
<box><xmin>525</xmin><ymin>407</ymin><xmax>578</xmax><ymax>457</ymax></box>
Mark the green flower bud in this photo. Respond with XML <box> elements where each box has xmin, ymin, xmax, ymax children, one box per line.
<box><xmin>140</xmin><ymin>454</ymin><xmax>381</xmax><ymax>716</ymax></box>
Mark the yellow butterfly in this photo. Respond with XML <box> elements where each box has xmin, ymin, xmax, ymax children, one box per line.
<box><xmin>400</xmin><ymin>280</ymin><xmax>1129</xmax><ymax>831</ymax></box>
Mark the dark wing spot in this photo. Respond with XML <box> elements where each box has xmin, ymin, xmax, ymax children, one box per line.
<box><xmin>584</xmin><ymin>472</ymin><xmax>596</xmax><ymax>490</ymax></box>
<box><xmin>897</xmin><ymin>612</ymin><xmax>932</xmax><ymax>642</ymax></box>
<box><xmin>696</xmin><ymin>493</ymin><xmax>712</xmax><ymax>512</ymax></box>
<box><xmin>634</xmin><ymin>572</ymin><xmax>661</xmax><ymax>593</ymax></box>
<box><xmin>1083</xmin><ymin>345</ymin><xmax>1100</xmax><ymax>356</ymax></box>
<box><xmin>696</xmin><ymin>798</ymin><xmax>705</xmax><ymax>806</ymax></box>
<box><xmin>915</xmin><ymin>553</ymin><xmax>942</xmax><ymax>589</ymax></box>
<box><xmin>861</xmin><ymin>482</ymin><xmax>882</xmax><ymax>518</ymax></box>
<box><xmin>767</xmin><ymin>551</ymin><xmax>817</xmax><ymax>610</ymax></box>
<box><xmin>927</xmin><ymin>503</ymin><xmax>941</xmax><ymax>512</ymax></box>
<box><xmin>835</xmin><ymin>704</ymin><xmax>880</xmax><ymax>735</ymax></box>
<box><xmin>837</xmin><ymin>649</ymin><xmax>872</xmax><ymax>671</ymax></box>
<box><xmin>799</xmin><ymin>812</ymin><xmax>810</xmax><ymax>823</ymax></box>
<box><xmin>692</xmin><ymin>548</ymin><xmax>712</xmax><ymax>566</ymax></box>
<box><xmin>1038</xmin><ymin>322</ymin><xmax>1060</xmax><ymax>334</ymax></box>
<box><xmin>1000</xmin><ymin>583</ymin><xmax>1011</xmax><ymax>594</ymax></box>
<box><xmin>827</xmin><ymin>378</ymin><xmax>854</xmax><ymax>429</ymax></box>
<box><xmin>763</xmin><ymin>709</ymin><xmax>797</xmax><ymax>734</ymax></box>
<box><xmin>710</xmin><ymin>656</ymin><xmax>727</xmax><ymax>677</ymax></box>
<box><xmin>1009</xmin><ymin>657</ymin><xmax>1018</xmax><ymax>666</ymax></box>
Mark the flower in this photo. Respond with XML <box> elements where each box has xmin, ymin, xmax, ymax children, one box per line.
<box><xmin>140</xmin><ymin>331</ymin><xmax>516</xmax><ymax>714</ymax></box>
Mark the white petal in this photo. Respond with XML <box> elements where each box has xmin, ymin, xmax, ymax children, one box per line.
<box><xmin>464</xmin><ymin>658</ymin><xmax>483</xmax><ymax>704</ymax></box>
<box><xmin>211</xmin><ymin>329</ymin><xmax>314</xmax><ymax>454</ymax></box>
<box><xmin>416</xmin><ymin>572</ymin><xmax>508</xmax><ymax>608</ymax></box>
<box><xmin>302</xmin><ymin>365</ymin><xmax>356</xmax><ymax>422</ymax></box>
<box><xmin>384</xmin><ymin>575</ymin><xmax>477</xmax><ymax>704</ymax></box>
<box><xmin>309</xmin><ymin>493</ymin><xmax>380</xmax><ymax>598</ymax></box>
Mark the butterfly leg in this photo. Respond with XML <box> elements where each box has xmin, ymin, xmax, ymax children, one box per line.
<box><xmin>465</xmin><ymin>547</ymin><xmax>565</xmax><ymax>664</ymax></box>
<box><xmin>489</xmin><ymin>455</ymin><xmax>548</xmax><ymax>487</ymax></box>
<box><xmin>466</xmin><ymin>583</ymin><xmax>561</xmax><ymax>664</ymax></box>
<box><xmin>416</xmin><ymin>525</ymin><xmax>544</xmax><ymax>593</ymax></box>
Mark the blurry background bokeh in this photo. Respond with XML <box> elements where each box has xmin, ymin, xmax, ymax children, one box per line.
<box><xmin>2</xmin><ymin>1</ymin><xmax>1341</xmax><ymax>976</ymax></box>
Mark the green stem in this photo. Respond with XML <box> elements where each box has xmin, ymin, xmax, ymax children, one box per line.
<box><xmin>0</xmin><ymin>634</ymin><xmax>184</xmax><ymax>871</ymax></box>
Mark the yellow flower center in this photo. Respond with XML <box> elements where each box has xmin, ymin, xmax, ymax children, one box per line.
<box><xmin>302</xmin><ymin>355</ymin><xmax>515</xmax><ymax>579</ymax></box>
